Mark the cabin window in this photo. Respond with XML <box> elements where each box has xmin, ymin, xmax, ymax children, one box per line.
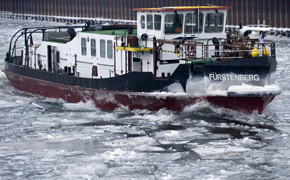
<box><xmin>154</xmin><ymin>15</ymin><xmax>161</xmax><ymax>30</ymax></box>
<box><xmin>165</xmin><ymin>14</ymin><xmax>184</xmax><ymax>34</ymax></box>
<box><xmin>107</xmin><ymin>40</ymin><xmax>113</xmax><ymax>59</ymax></box>
<box><xmin>141</xmin><ymin>15</ymin><xmax>145</xmax><ymax>29</ymax></box>
<box><xmin>147</xmin><ymin>14</ymin><xmax>153</xmax><ymax>30</ymax></box>
<box><xmin>185</xmin><ymin>13</ymin><xmax>203</xmax><ymax>34</ymax></box>
<box><xmin>81</xmin><ymin>38</ymin><xmax>86</xmax><ymax>55</ymax></box>
<box><xmin>100</xmin><ymin>39</ymin><xmax>106</xmax><ymax>58</ymax></box>
<box><xmin>205</xmin><ymin>12</ymin><xmax>224</xmax><ymax>33</ymax></box>
<box><xmin>91</xmin><ymin>38</ymin><xmax>96</xmax><ymax>56</ymax></box>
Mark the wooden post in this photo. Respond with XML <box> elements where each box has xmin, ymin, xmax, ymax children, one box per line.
<box><xmin>279</xmin><ymin>0</ymin><xmax>282</xmax><ymax>27</ymax></box>
<box><xmin>153</xmin><ymin>37</ymin><xmax>157</xmax><ymax>77</ymax></box>
<box><xmin>286</xmin><ymin>0</ymin><xmax>289</xmax><ymax>28</ymax></box>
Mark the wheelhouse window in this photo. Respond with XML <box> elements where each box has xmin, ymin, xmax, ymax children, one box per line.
<box><xmin>165</xmin><ymin>13</ymin><xmax>183</xmax><ymax>34</ymax></box>
<box><xmin>154</xmin><ymin>15</ymin><xmax>161</xmax><ymax>30</ymax></box>
<box><xmin>91</xmin><ymin>38</ymin><xmax>96</xmax><ymax>56</ymax></box>
<box><xmin>107</xmin><ymin>40</ymin><xmax>113</xmax><ymax>59</ymax></box>
<box><xmin>147</xmin><ymin>14</ymin><xmax>153</xmax><ymax>29</ymax></box>
<box><xmin>205</xmin><ymin>12</ymin><xmax>224</xmax><ymax>33</ymax></box>
<box><xmin>140</xmin><ymin>15</ymin><xmax>145</xmax><ymax>29</ymax></box>
<box><xmin>185</xmin><ymin>13</ymin><xmax>203</xmax><ymax>34</ymax></box>
<box><xmin>100</xmin><ymin>39</ymin><xmax>106</xmax><ymax>58</ymax></box>
<box><xmin>81</xmin><ymin>38</ymin><xmax>86</xmax><ymax>55</ymax></box>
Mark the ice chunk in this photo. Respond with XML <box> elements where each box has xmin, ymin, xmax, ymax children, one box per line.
<box><xmin>227</xmin><ymin>83</ymin><xmax>281</xmax><ymax>95</ymax></box>
<box><xmin>62</xmin><ymin>101</ymin><xmax>99</xmax><ymax>111</ymax></box>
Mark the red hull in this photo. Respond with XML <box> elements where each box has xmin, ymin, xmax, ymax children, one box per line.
<box><xmin>2</xmin><ymin>70</ymin><xmax>275</xmax><ymax>114</ymax></box>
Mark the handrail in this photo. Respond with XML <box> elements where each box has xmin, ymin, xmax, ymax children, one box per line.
<box><xmin>154</xmin><ymin>37</ymin><xmax>275</xmax><ymax>63</ymax></box>
<box><xmin>7</xmin><ymin>25</ymin><xmax>85</xmax><ymax>59</ymax></box>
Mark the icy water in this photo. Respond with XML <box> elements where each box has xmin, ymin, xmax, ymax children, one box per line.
<box><xmin>0</xmin><ymin>18</ymin><xmax>290</xmax><ymax>179</ymax></box>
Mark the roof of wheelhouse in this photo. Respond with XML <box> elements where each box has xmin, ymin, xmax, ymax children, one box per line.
<box><xmin>133</xmin><ymin>6</ymin><xmax>231</xmax><ymax>12</ymax></box>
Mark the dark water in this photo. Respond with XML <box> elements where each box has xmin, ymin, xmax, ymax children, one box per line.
<box><xmin>0</xmin><ymin>18</ymin><xmax>290</xmax><ymax>179</ymax></box>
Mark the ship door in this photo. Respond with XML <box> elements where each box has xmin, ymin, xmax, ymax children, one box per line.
<box><xmin>133</xmin><ymin>58</ymin><xmax>142</xmax><ymax>72</ymax></box>
<box><xmin>55</xmin><ymin>50</ymin><xmax>60</xmax><ymax>73</ymax></box>
<box><xmin>47</xmin><ymin>45</ymin><xmax>52</xmax><ymax>72</ymax></box>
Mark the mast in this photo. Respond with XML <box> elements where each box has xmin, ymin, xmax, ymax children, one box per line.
<box><xmin>197</xmin><ymin>5</ymin><xmax>200</xmax><ymax>38</ymax></box>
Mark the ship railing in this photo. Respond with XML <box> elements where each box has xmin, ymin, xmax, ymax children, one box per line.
<box><xmin>6</xmin><ymin>25</ymin><xmax>85</xmax><ymax>66</ymax></box>
<box><xmin>204</xmin><ymin>43</ymin><xmax>274</xmax><ymax>59</ymax></box>
<box><xmin>153</xmin><ymin>38</ymin><xmax>275</xmax><ymax>64</ymax></box>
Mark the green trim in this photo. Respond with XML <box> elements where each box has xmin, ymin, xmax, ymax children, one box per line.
<box><xmin>85</xmin><ymin>29</ymin><xmax>137</xmax><ymax>36</ymax></box>
<box><xmin>47</xmin><ymin>38</ymin><xmax>70</xmax><ymax>44</ymax></box>
<box><xmin>183</xmin><ymin>58</ymin><xmax>218</xmax><ymax>64</ymax></box>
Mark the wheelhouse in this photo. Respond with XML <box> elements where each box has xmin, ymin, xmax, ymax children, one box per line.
<box><xmin>134</xmin><ymin>6</ymin><xmax>231</xmax><ymax>40</ymax></box>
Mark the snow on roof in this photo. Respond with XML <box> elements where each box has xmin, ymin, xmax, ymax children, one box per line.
<box><xmin>133</xmin><ymin>6</ymin><xmax>231</xmax><ymax>12</ymax></box>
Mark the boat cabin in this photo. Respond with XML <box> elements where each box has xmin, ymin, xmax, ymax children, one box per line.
<box><xmin>134</xmin><ymin>6</ymin><xmax>230</xmax><ymax>40</ymax></box>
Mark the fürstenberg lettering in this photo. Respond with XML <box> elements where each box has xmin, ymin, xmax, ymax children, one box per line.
<box><xmin>209</xmin><ymin>73</ymin><xmax>260</xmax><ymax>81</ymax></box>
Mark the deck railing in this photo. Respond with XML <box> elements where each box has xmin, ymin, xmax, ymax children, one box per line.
<box><xmin>154</xmin><ymin>36</ymin><xmax>275</xmax><ymax>63</ymax></box>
